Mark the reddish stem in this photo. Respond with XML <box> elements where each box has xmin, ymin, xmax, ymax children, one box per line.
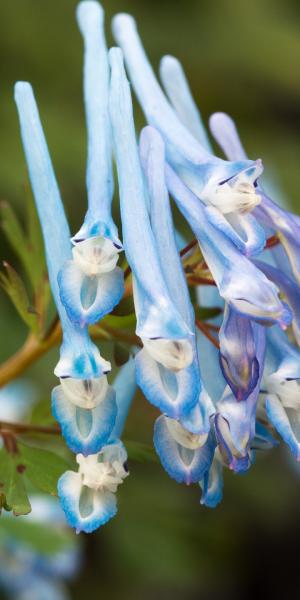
<box><xmin>180</xmin><ymin>239</ymin><xmax>198</xmax><ymax>257</ymax></box>
<box><xmin>196</xmin><ymin>320</ymin><xmax>220</xmax><ymax>349</ymax></box>
<box><xmin>265</xmin><ymin>235</ymin><xmax>280</xmax><ymax>249</ymax></box>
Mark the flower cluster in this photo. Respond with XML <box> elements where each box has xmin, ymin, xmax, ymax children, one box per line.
<box><xmin>14</xmin><ymin>1</ymin><xmax>300</xmax><ymax>531</ymax></box>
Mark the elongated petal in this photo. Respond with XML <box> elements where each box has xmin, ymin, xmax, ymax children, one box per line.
<box><xmin>252</xmin><ymin>421</ymin><xmax>278</xmax><ymax>451</ymax></box>
<box><xmin>265</xmin><ymin>394</ymin><xmax>300</xmax><ymax>460</ymax></box>
<box><xmin>215</xmin><ymin>324</ymin><xmax>266</xmax><ymax>471</ymax></box>
<box><xmin>209</xmin><ymin>112</ymin><xmax>248</xmax><ymax>161</ymax></box>
<box><xmin>154</xmin><ymin>415</ymin><xmax>216</xmax><ymax>484</ymax></box>
<box><xmin>266</xmin><ymin>326</ymin><xmax>300</xmax><ymax>382</ymax></box>
<box><xmin>58</xmin><ymin>262</ymin><xmax>124</xmax><ymax>326</ymax></box>
<box><xmin>109</xmin><ymin>47</ymin><xmax>191</xmax><ymax>341</ymax></box>
<box><xmin>199</xmin><ymin>455</ymin><xmax>223</xmax><ymax>508</ymax></box>
<box><xmin>73</xmin><ymin>1</ymin><xmax>119</xmax><ymax>246</ymax></box>
<box><xmin>14</xmin><ymin>81</ymin><xmax>109</xmax><ymax>379</ymax></box>
<box><xmin>111</xmin><ymin>358</ymin><xmax>136</xmax><ymax>439</ymax></box>
<box><xmin>166</xmin><ymin>166</ymin><xmax>291</xmax><ymax>327</ymax></box>
<box><xmin>255</xmin><ymin>260</ymin><xmax>300</xmax><ymax>345</ymax></box>
<box><xmin>209</xmin><ymin>111</ymin><xmax>300</xmax><ymax>281</ymax></box>
<box><xmin>112</xmin><ymin>15</ymin><xmax>262</xmax><ymax>211</ymax></box>
<box><xmin>58</xmin><ymin>471</ymin><xmax>117</xmax><ymax>533</ymax></box>
<box><xmin>206</xmin><ymin>206</ymin><xmax>265</xmax><ymax>257</ymax></box>
<box><xmin>52</xmin><ymin>385</ymin><xmax>117</xmax><ymax>455</ymax></box>
<box><xmin>135</xmin><ymin>348</ymin><xmax>199</xmax><ymax>419</ymax></box>
<box><xmin>180</xmin><ymin>389</ymin><xmax>215</xmax><ymax>435</ymax></box>
<box><xmin>159</xmin><ymin>55</ymin><xmax>212</xmax><ymax>151</ymax></box>
<box><xmin>219</xmin><ymin>304</ymin><xmax>259</xmax><ymax>401</ymax></box>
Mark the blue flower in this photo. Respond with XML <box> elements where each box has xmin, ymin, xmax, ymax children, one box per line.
<box><xmin>166</xmin><ymin>166</ymin><xmax>291</xmax><ymax>327</ymax></box>
<box><xmin>58</xmin><ymin>1</ymin><xmax>124</xmax><ymax>327</ymax></box>
<box><xmin>14</xmin><ymin>81</ymin><xmax>110</xmax><ymax>380</ymax></box>
<box><xmin>58</xmin><ymin>359</ymin><xmax>136</xmax><ymax>533</ymax></box>
<box><xmin>14</xmin><ymin>80</ymin><xmax>117</xmax><ymax>454</ymax></box>
<box><xmin>112</xmin><ymin>13</ymin><xmax>266</xmax><ymax>257</ymax></box>
<box><xmin>219</xmin><ymin>304</ymin><xmax>260</xmax><ymax>401</ymax></box>
<box><xmin>210</xmin><ymin>110</ymin><xmax>300</xmax><ymax>284</ymax></box>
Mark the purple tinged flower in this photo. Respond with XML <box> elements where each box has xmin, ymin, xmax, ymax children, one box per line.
<box><xmin>219</xmin><ymin>304</ymin><xmax>260</xmax><ymax>401</ymax></box>
<box><xmin>112</xmin><ymin>13</ymin><xmax>265</xmax><ymax>257</ymax></box>
<box><xmin>199</xmin><ymin>451</ymin><xmax>223</xmax><ymax>508</ymax></box>
<box><xmin>210</xmin><ymin>111</ymin><xmax>300</xmax><ymax>284</ymax></box>
<box><xmin>165</xmin><ymin>166</ymin><xmax>291</xmax><ymax>327</ymax></box>
<box><xmin>214</xmin><ymin>323</ymin><xmax>266</xmax><ymax>472</ymax></box>
<box><xmin>58</xmin><ymin>1</ymin><xmax>124</xmax><ymax>327</ymax></box>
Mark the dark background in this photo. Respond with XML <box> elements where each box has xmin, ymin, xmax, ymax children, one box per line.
<box><xmin>0</xmin><ymin>1</ymin><xmax>300</xmax><ymax>598</ymax></box>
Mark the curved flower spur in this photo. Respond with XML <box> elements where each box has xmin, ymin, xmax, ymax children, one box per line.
<box><xmin>139</xmin><ymin>127</ymin><xmax>217</xmax><ymax>479</ymax></box>
<box><xmin>109</xmin><ymin>49</ymin><xmax>196</xmax><ymax>412</ymax></box>
<box><xmin>58</xmin><ymin>359</ymin><xmax>136</xmax><ymax>534</ymax></box>
<box><xmin>112</xmin><ymin>13</ymin><xmax>266</xmax><ymax>258</ymax></box>
<box><xmin>14</xmin><ymin>82</ymin><xmax>117</xmax><ymax>455</ymax></box>
<box><xmin>58</xmin><ymin>1</ymin><xmax>124</xmax><ymax>328</ymax></box>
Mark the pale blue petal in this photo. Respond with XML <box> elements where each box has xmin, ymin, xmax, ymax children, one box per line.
<box><xmin>199</xmin><ymin>456</ymin><xmax>223</xmax><ymax>508</ymax></box>
<box><xmin>135</xmin><ymin>348</ymin><xmax>199</xmax><ymax>419</ymax></box>
<box><xmin>266</xmin><ymin>326</ymin><xmax>300</xmax><ymax>381</ymax></box>
<box><xmin>180</xmin><ymin>389</ymin><xmax>215</xmax><ymax>435</ymax></box>
<box><xmin>111</xmin><ymin>357</ymin><xmax>136</xmax><ymax>439</ymax></box>
<box><xmin>14</xmin><ymin>81</ymin><xmax>109</xmax><ymax>379</ymax></box>
<box><xmin>205</xmin><ymin>206</ymin><xmax>266</xmax><ymax>257</ymax></box>
<box><xmin>196</xmin><ymin>328</ymin><xmax>226</xmax><ymax>405</ymax></box>
<box><xmin>209</xmin><ymin>111</ymin><xmax>300</xmax><ymax>283</ymax></box>
<box><xmin>73</xmin><ymin>1</ymin><xmax>120</xmax><ymax>246</ymax></box>
<box><xmin>159</xmin><ymin>55</ymin><xmax>212</xmax><ymax>151</ymax></box>
<box><xmin>254</xmin><ymin>260</ymin><xmax>300</xmax><ymax>344</ymax></box>
<box><xmin>58</xmin><ymin>262</ymin><xmax>124</xmax><ymax>326</ymax></box>
<box><xmin>55</xmin><ymin>327</ymin><xmax>110</xmax><ymax>379</ymax></box>
<box><xmin>52</xmin><ymin>385</ymin><xmax>117</xmax><ymax>455</ymax></box>
<box><xmin>112</xmin><ymin>14</ymin><xmax>259</xmax><ymax>197</ymax></box>
<box><xmin>209</xmin><ymin>112</ymin><xmax>248</xmax><ymax>161</ymax></box>
<box><xmin>58</xmin><ymin>471</ymin><xmax>117</xmax><ymax>534</ymax></box>
<box><xmin>154</xmin><ymin>415</ymin><xmax>216</xmax><ymax>484</ymax></box>
<box><xmin>265</xmin><ymin>395</ymin><xmax>300</xmax><ymax>460</ymax></box>
<box><xmin>252</xmin><ymin>421</ymin><xmax>278</xmax><ymax>450</ymax></box>
<box><xmin>166</xmin><ymin>166</ymin><xmax>291</xmax><ymax>327</ymax></box>
<box><xmin>109</xmin><ymin>47</ymin><xmax>191</xmax><ymax>340</ymax></box>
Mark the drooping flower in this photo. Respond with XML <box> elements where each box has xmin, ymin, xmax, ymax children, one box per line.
<box><xmin>112</xmin><ymin>13</ymin><xmax>266</xmax><ymax>257</ymax></box>
<box><xmin>109</xmin><ymin>49</ymin><xmax>194</xmax><ymax>385</ymax></box>
<box><xmin>165</xmin><ymin>165</ymin><xmax>291</xmax><ymax>327</ymax></box>
<box><xmin>15</xmin><ymin>81</ymin><xmax>117</xmax><ymax>454</ymax></box>
<box><xmin>58</xmin><ymin>359</ymin><xmax>136</xmax><ymax>533</ymax></box>
<box><xmin>210</xmin><ymin>111</ymin><xmax>300</xmax><ymax>284</ymax></box>
<box><xmin>58</xmin><ymin>1</ymin><xmax>124</xmax><ymax>327</ymax></box>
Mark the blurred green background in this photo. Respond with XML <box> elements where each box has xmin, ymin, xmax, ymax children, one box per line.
<box><xmin>0</xmin><ymin>0</ymin><xmax>300</xmax><ymax>598</ymax></box>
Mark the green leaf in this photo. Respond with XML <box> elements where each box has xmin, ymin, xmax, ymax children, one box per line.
<box><xmin>125</xmin><ymin>440</ymin><xmax>159</xmax><ymax>464</ymax></box>
<box><xmin>103</xmin><ymin>313</ymin><xmax>136</xmax><ymax>329</ymax></box>
<box><xmin>0</xmin><ymin>262</ymin><xmax>39</xmax><ymax>333</ymax></box>
<box><xmin>19</xmin><ymin>443</ymin><xmax>71</xmax><ymax>495</ymax></box>
<box><xmin>0</xmin><ymin>201</ymin><xmax>34</xmax><ymax>285</ymax></box>
<box><xmin>195</xmin><ymin>306</ymin><xmax>222</xmax><ymax>321</ymax></box>
<box><xmin>25</xmin><ymin>187</ymin><xmax>47</xmax><ymax>290</ymax></box>
<box><xmin>0</xmin><ymin>518</ymin><xmax>74</xmax><ymax>556</ymax></box>
<box><xmin>0</xmin><ymin>449</ymin><xmax>31</xmax><ymax>516</ymax></box>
